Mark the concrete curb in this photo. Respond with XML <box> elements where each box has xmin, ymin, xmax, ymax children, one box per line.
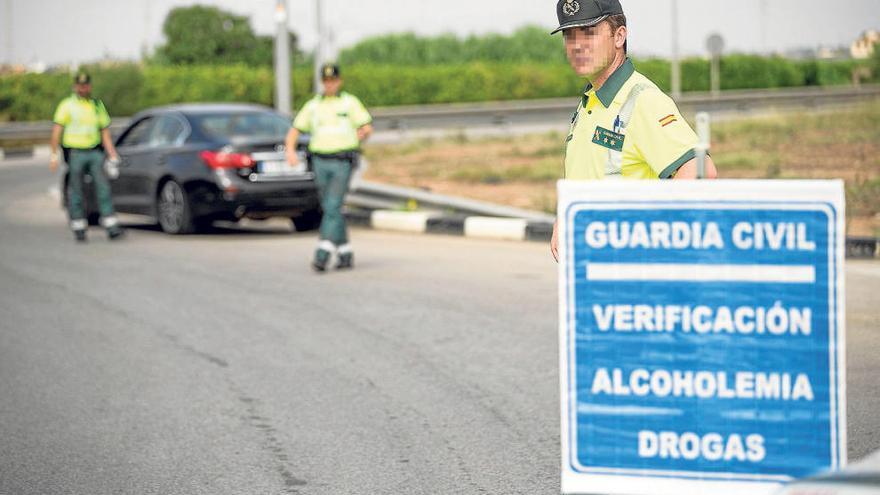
<box><xmin>346</xmin><ymin>209</ymin><xmax>879</xmax><ymax>259</ymax></box>
<box><xmin>464</xmin><ymin>217</ymin><xmax>529</xmax><ymax>241</ymax></box>
<box><xmin>32</xmin><ymin>145</ymin><xmax>51</xmax><ymax>159</ymax></box>
<box><xmin>346</xmin><ymin>209</ymin><xmax>552</xmax><ymax>242</ymax></box>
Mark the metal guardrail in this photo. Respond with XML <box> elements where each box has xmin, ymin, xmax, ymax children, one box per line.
<box><xmin>3</xmin><ymin>85</ymin><xmax>879</xmax><ymax>145</ymax></box>
<box><xmin>348</xmin><ymin>180</ymin><xmax>555</xmax><ymax>222</ymax></box>
<box><xmin>368</xmin><ymin>84</ymin><xmax>880</xmax><ymax>131</ymax></box>
<box><xmin>346</xmin><ymin>180</ymin><xmax>879</xmax><ymax>259</ymax></box>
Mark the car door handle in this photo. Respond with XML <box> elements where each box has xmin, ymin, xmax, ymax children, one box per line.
<box><xmin>157</xmin><ymin>155</ymin><xmax>167</xmax><ymax>165</ymax></box>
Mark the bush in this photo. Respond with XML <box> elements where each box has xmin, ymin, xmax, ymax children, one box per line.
<box><xmin>82</xmin><ymin>63</ymin><xmax>146</xmax><ymax>117</ymax></box>
<box><xmin>720</xmin><ymin>55</ymin><xmax>805</xmax><ymax>90</ymax></box>
<box><xmin>338</xmin><ymin>26</ymin><xmax>567</xmax><ymax>66</ymax></box>
<box><xmin>815</xmin><ymin>60</ymin><xmax>858</xmax><ymax>86</ymax></box>
<box><xmin>0</xmin><ymin>54</ymin><xmax>869</xmax><ymax>122</ymax></box>
<box><xmin>341</xmin><ymin>63</ymin><xmax>582</xmax><ymax>106</ymax></box>
<box><xmin>0</xmin><ymin>71</ymin><xmax>69</xmax><ymax>122</ymax></box>
<box><xmin>633</xmin><ymin>59</ymin><xmax>671</xmax><ymax>92</ymax></box>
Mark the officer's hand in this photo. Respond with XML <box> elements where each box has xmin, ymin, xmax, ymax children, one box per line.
<box><xmin>286</xmin><ymin>149</ymin><xmax>299</xmax><ymax>166</ymax></box>
<box><xmin>550</xmin><ymin>220</ymin><xmax>559</xmax><ymax>263</ymax></box>
<box><xmin>49</xmin><ymin>155</ymin><xmax>59</xmax><ymax>173</ymax></box>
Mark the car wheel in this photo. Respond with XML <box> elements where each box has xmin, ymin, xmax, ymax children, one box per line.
<box><xmin>157</xmin><ymin>180</ymin><xmax>196</xmax><ymax>235</ymax></box>
<box><xmin>291</xmin><ymin>209</ymin><xmax>322</xmax><ymax>232</ymax></box>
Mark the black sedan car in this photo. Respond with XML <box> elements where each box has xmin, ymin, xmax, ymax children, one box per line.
<box><xmin>64</xmin><ymin>103</ymin><xmax>321</xmax><ymax>234</ymax></box>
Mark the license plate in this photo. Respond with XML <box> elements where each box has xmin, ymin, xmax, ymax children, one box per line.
<box><xmin>258</xmin><ymin>160</ymin><xmax>303</xmax><ymax>175</ymax></box>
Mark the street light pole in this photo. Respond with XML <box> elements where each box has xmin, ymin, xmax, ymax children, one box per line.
<box><xmin>670</xmin><ymin>0</ymin><xmax>681</xmax><ymax>99</ymax></box>
<box><xmin>274</xmin><ymin>0</ymin><xmax>291</xmax><ymax>114</ymax></box>
<box><xmin>759</xmin><ymin>0</ymin><xmax>768</xmax><ymax>53</ymax></box>
<box><xmin>5</xmin><ymin>0</ymin><xmax>13</xmax><ymax>65</ymax></box>
<box><xmin>313</xmin><ymin>0</ymin><xmax>324</xmax><ymax>95</ymax></box>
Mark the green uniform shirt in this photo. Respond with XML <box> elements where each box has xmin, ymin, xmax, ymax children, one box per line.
<box><xmin>564</xmin><ymin>59</ymin><xmax>699</xmax><ymax>180</ymax></box>
<box><xmin>293</xmin><ymin>92</ymin><xmax>372</xmax><ymax>154</ymax></box>
<box><xmin>53</xmin><ymin>94</ymin><xmax>111</xmax><ymax>149</ymax></box>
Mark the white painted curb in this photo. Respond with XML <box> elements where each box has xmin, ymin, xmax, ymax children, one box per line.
<box><xmin>464</xmin><ymin>217</ymin><xmax>528</xmax><ymax>241</ymax></box>
<box><xmin>33</xmin><ymin>145</ymin><xmax>52</xmax><ymax>159</ymax></box>
<box><xmin>371</xmin><ymin>211</ymin><xmax>436</xmax><ymax>233</ymax></box>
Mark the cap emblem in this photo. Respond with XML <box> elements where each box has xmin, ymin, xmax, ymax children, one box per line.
<box><xmin>563</xmin><ymin>0</ymin><xmax>580</xmax><ymax>16</ymax></box>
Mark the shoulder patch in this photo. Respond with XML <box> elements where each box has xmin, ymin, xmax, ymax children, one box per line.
<box><xmin>659</xmin><ymin>114</ymin><xmax>678</xmax><ymax>127</ymax></box>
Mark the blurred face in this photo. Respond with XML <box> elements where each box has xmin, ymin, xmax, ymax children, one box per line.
<box><xmin>563</xmin><ymin>21</ymin><xmax>622</xmax><ymax>79</ymax></box>
<box><xmin>322</xmin><ymin>77</ymin><xmax>342</xmax><ymax>96</ymax></box>
<box><xmin>74</xmin><ymin>82</ymin><xmax>91</xmax><ymax>98</ymax></box>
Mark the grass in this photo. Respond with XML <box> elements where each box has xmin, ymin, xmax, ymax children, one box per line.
<box><xmin>363</xmin><ymin>103</ymin><xmax>880</xmax><ymax>235</ymax></box>
<box><xmin>449</xmin><ymin>158</ymin><xmax>562</xmax><ymax>183</ymax></box>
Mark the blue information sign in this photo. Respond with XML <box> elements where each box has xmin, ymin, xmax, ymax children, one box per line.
<box><xmin>558</xmin><ymin>181</ymin><xmax>846</xmax><ymax>495</ymax></box>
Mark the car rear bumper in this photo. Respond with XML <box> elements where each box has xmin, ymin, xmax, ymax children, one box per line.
<box><xmin>190</xmin><ymin>176</ymin><xmax>321</xmax><ymax>220</ymax></box>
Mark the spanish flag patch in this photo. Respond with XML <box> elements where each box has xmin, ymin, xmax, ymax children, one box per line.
<box><xmin>659</xmin><ymin>114</ymin><xmax>677</xmax><ymax>127</ymax></box>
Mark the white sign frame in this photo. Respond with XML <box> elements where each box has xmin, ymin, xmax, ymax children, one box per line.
<box><xmin>558</xmin><ymin>180</ymin><xmax>847</xmax><ymax>495</ymax></box>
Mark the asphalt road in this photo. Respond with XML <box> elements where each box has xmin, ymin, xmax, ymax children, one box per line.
<box><xmin>1</xmin><ymin>160</ymin><xmax>878</xmax><ymax>494</ymax></box>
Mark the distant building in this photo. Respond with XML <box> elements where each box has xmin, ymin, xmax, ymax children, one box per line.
<box><xmin>851</xmin><ymin>30</ymin><xmax>879</xmax><ymax>59</ymax></box>
<box><xmin>816</xmin><ymin>45</ymin><xmax>850</xmax><ymax>61</ymax></box>
<box><xmin>783</xmin><ymin>48</ymin><xmax>820</xmax><ymax>60</ymax></box>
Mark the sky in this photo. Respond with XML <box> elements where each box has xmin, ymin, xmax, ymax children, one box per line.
<box><xmin>2</xmin><ymin>0</ymin><xmax>879</xmax><ymax>66</ymax></box>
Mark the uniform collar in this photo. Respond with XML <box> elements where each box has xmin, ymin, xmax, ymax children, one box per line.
<box><xmin>584</xmin><ymin>58</ymin><xmax>635</xmax><ymax>108</ymax></box>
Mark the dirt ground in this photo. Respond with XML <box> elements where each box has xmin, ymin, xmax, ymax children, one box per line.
<box><xmin>363</xmin><ymin>103</ymin><xmax>880</xmax><ymax>236</ymax></box>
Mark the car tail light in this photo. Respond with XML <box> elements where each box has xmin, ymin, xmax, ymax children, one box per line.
<box><xmin>200</xmin><ymin>150</ymin><xmax>255</xmax><ymax>169</ymax></box>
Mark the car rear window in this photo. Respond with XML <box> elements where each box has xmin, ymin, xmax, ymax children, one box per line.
<box><xmin>192</xmin><ymin>112</ymin><xmax>291</xmax><ymax>140</ymax></box>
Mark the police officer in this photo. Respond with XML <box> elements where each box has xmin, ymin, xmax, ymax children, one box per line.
<box><xmin>549</xmin><ymin>0</ymin><xmax>717</xmax><ymax>261</ymax></box>
<box><xmin>285</xmin><ymin>63</ymin><xmax>373</xmax><ymax>272</ymax></box>
<box><xmin>49</xmin><ymin>72</ymin><xmax>123</xmax><ymax>242</ymax></box>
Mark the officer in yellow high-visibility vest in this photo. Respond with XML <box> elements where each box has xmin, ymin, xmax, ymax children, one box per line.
<box><xmin>49</xmin><ymin>72</ymin><xmax>123</xmax><ymax>242</ymax></box>
<box><xmin>549</xmin><ymin>0</ymin><xmax>717</xmax><ymax>261</ymax></box>
<box><xmin>285</xmin><ymin>63</ymin><xmax>373</xmax><ymax>272</ymax></box>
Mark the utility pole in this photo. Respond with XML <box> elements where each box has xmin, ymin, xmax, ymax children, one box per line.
<box><xmin>142</xmin><ymin>0</ymin><xmax>150</xmax><ymax>60</ymax></box>
<box><xmin>670</xmin><ymin>0</ymin><xmax>681</xmax><ymax>99</ymax></box>
<box><xmin>5</xmin><ymin>0</ymin><xmax>13</xmax><ymax>65</ymax></box>
<box><xmin>274</xmin><ymin>0</ymin><xmax>291</xmax><ymax>114</ymax></box>
<box><xmin>313</xmin><ymin>0</ymin><xmax>324</xmax><ymax>95</ymax></box>
<box><xmin>759</xmin><ymin>0</ymin><xmax>768</xmax><ymax>53</ymax></box>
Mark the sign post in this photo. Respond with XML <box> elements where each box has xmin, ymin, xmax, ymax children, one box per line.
<box><xmin>707</xmin><ymin>34</ymin><xmax>725</xmax><ymax>98</ymax></box>
<box><xmin>558</xmin><ymin>180</ymin><xmax>846</xmax><ymax>495</ymax></box>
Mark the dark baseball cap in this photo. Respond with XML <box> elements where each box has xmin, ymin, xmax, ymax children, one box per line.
<box><xmin>320</xmin><ymin>63</ymin><xmax>340</xmax><ymax>80</ymax></box>
<box><xmin>551</xmin><ymin>0</ymin><xmax>624</xmax><ymax>35</ymax></box>
<box><xmin>73</xmin><ymin>72</ymin><xmax>91</xmax><ymax>85</ymax></box>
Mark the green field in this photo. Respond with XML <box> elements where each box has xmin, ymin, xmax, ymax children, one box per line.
<box><xmin>364</xmin><ymin>102</ymin><xmax>880</xmax><ymax>236</ymax></box>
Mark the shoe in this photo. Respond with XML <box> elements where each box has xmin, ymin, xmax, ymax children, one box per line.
<box><xmin>107</xmin><ymin>227</ymin><xmax>125</xmax><ymax>241</ymax></box>
<box><xmin>312</xmin><ymin>248</ymin><xmax>331</xmax><ymax>272</ymax></box>
<box><xmin>336</xmin><ymin>252</ymin><xmax>354</xmax><ymax>270</ymax></box>
<box><xmin>74</xmin><ymin>230</ymin><xmax>87</xmax><ymax>243</ymax></box>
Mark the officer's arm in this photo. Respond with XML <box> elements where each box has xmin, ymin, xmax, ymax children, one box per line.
<box><xmin>50</xmin><ymin>124</ymin><xmax>63</xmax><ymax>154</ymax></box>
<box><xmin>49</xmin><ymin>124</ymin><xmax>63</xmax><ymax>172</ymax></box>
<box><xmin>672</xmin><ymin>156</ymin><xmax>718</xmax><ymax>179</ymax></box>
<box><xmin>357</xmin><ymin>123</ymin><xmax>373</xmax><ymax>142</ymax></box>
<box><xmin>285</xmin><ymin>128</ymin><xmax>300</xmax><ymax>165</ymax></box>
<box><xmin>101</xmin><ymin>128</ymin><xmax>118</xmax><ymax>160</ymax></box>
